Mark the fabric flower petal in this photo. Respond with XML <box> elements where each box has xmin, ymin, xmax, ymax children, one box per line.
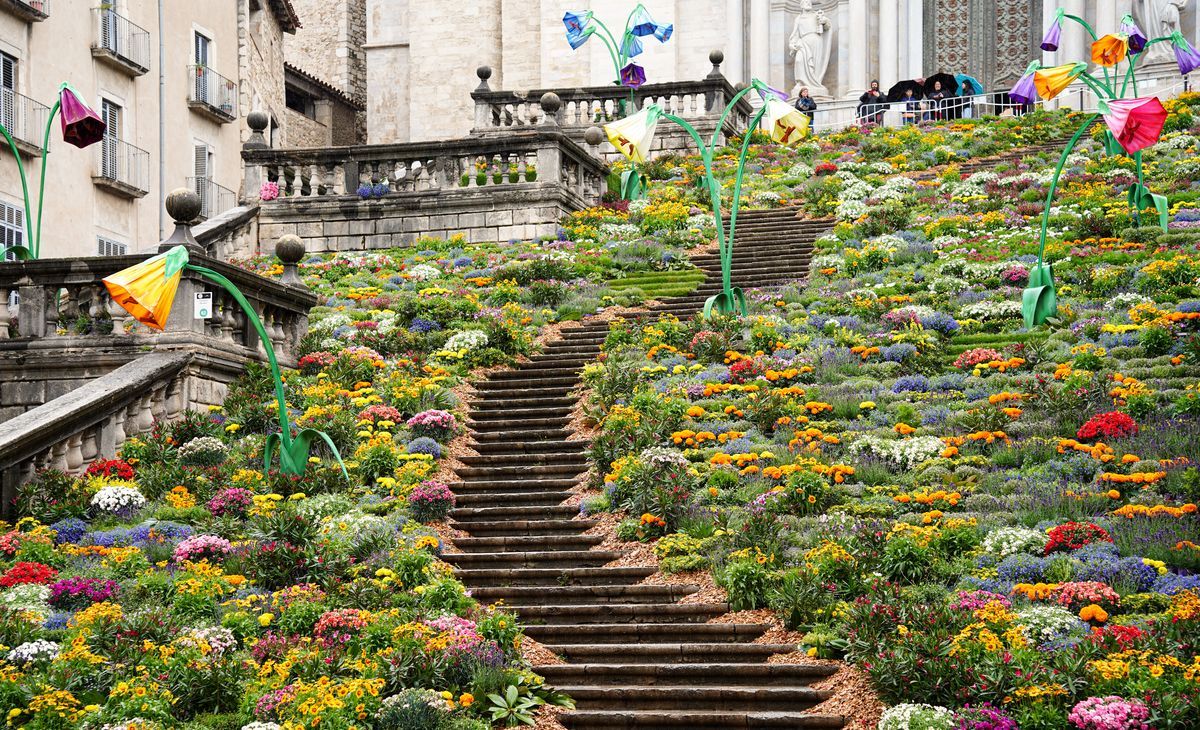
<box><xmin>102</xmin><ymin>246</ymin><xmax>191</xmax><ymax>331</ymax></box>
<box><xmin>1102</xmin><ymin>97</ymin><xmax>1168</xmax><ymax>154</ymax></box>
<box><xmin>1041</xmin><ymin>9</ymin><xmax>1064</xmax><ymax>52</ymax></box>
<box><xmin>59</xmin><ymin>85</ymin><xmax>106</xmax><ymax>148</ymax></box>
<box><xmin>1034</xmin><ymin>63</ymin><xmax>1086</xmax><ymax>101</ymax></box>
<box><xmin>604</xmin><ymin>105</ymin><xmax>662</xmax><ymax>163</ymax></box>
<box><xmin>1091</xmin><ymin>34</ymin><xmax>1129</xmax><ymax>67</ymax></box>
<box><xmin>761</xmin><ymin>98</ymin><xmax>810</xmax><ymax>144</ymax></box>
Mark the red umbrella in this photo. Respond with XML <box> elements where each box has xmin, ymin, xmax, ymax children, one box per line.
<box><xmin>58</xmin><ymin>84</ymin><xmax>106</xmax><ymax>148</ymax></box>
<box><xmin>1102</xmin><ymin>97</ymin><xmax>1167</xmax><ymax>154</ymax></box>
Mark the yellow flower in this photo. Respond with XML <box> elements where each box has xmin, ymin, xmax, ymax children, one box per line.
<box><xmin>459</xmin><ymin>693</ymin><xmax>475</xmax><ymax>707</ymax></box>
<box><xmin>604</xmin><ymin>105</ymin><xmax>662</xmax><ymax>163</ymax></box>
<box><xmin>101</xmin><ymin>245</ymin><xmax>190</xmax><ymax>330</ymax></box>
<box><xmin>258</xmin><ymin>613</ymin><xmax>274</xmax><ymax>626</ymax></box>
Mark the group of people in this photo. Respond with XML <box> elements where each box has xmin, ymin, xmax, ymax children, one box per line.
<box><xmin>855</xmin><ymin>78</ymin><xmax>978</xmax><ymax>126</ymax></box>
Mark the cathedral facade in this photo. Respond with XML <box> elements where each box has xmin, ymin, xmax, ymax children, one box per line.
<box><xmin>364</xmin><ymin>0</ymin><xmax>1198</xmax><ymax>143</ymax></box>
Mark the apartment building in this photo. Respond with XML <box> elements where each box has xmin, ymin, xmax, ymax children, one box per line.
<box><xmin>0</xmin><ymin>0</ymin><xmax>298</xmax><ymax>260</ymax></box>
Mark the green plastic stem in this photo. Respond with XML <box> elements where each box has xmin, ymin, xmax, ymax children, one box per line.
<box><xmin>0</xmin><ymin>98</ymin><xmax>60</xmax><ymax>260</ymax></box>
<box><xmin>1037</xmin><ymin>112</ymin><xmax>1100</xmax><ymax>265</ymax></box>
<box><xmin>0</xmin><ymin>124</ymin><xmax>33</xmax><ymax>258</ymax></box>
<box><xmin>34</xmin><ymin>99</ymin><xmax>61</xmax><ymax>259</ymax></box>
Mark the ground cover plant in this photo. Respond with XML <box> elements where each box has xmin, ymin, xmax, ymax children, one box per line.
<box><xmin>578</xmin><ymin>99</ymin><xmax>1200</xmax><ymax>728</ymax></box>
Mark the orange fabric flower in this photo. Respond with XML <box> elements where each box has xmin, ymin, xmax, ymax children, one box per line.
<box><xmin>1034</xmin><ymin>63</ymin><xmax>1086</xmax><ymax>100</ymax></box>
<box><xmin>1091</xmin><ymin>34</ymin><xmax>1129</xmax><ymax>67</ymax></box>
<box><xmin>102</xmin><ymin>246</ymin><xmax>190</xmax><ymax>330</ymax></box>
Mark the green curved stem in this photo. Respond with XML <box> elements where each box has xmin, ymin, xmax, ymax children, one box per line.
<box><xmin>1079</xmin><ymin>72</ymin><xmax>1113</xmax><ymax>101</ymax></box>
<box><xmin>710</xmin><ymin>84</ymin><xmax>758</xmax><ymax>150</ymax></box>
<box><xmin>0</xmin><ymin>123</ymin><xmax>33</xmax><ymax>259</ymax></box>
<box><xmin>723</xmin><ymin>104</ymin><xmax>772</xmax><ymax>295</ymax></box>
<box><xmin>33</xmin><ymin>99</ymin><xmax>61</xmax><ymax>259</ymax></box>
<box><xmin>1062</xmin><ymin>13</ymin><xmax>1097</xmax><ymax>42</ymax></box>
<box><xmin>1037</xmin><ymin>113</ymin><xmax>1099</xmax><ymax>264</ymax></box>
<box><xmin>590</xmin><ymin>18</ymin><xmax>624</xmax><ymax>78</ymax></box>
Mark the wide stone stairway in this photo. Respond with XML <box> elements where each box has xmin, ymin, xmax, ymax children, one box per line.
<box><xmin>444</xmin><ymin>208</ymin><xmax>842</xmax><ymax>729</ymax></box>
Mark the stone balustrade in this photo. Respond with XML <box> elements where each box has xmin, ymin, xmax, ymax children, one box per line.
<box><xmin>0</xmin><ymin>352</ymin><xmax>191</xmax><ymax>515</ymax></box>
<box><xmin>471</xmin><ymin>51</ymin><xmax>752</xmax><ymax>161</ymax></box>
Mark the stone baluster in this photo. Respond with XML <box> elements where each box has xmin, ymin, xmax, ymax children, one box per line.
<box><xmin>136</xmin><ymin>391</ymin><xmax>154</xmax><ymax>433</ymax></box>
<box><xmin>81</xmin><ymin>427</ymin><xmax>99</xmax><ymax>463</ymax></box>
<box><xmin>50</xmin><ymin>441</ymin><xmax>68</xmax><ymax>471</ymax></box>
<box><xmin>167</xmin><ymin>376</ymin><xmax>184</xmax><ymax>418</ymax></box>
<box><xmin>219</xmin><ymin>293</ymin><xmax>237</xmax><ymax>344</ymax></box>
<box><xmin>63</xmin><ymin>434</ymin><xmax>83</xmax><ymax>471</ymax></box>
<box><xmin>0</xmin><ymin>287</ymin><xmax>9</xmax><ymax>339</ymax></box>
<box><xmin>150</xmin><ymin>384</ymin><xmax>166</xmax><ymax>423</ymax></box>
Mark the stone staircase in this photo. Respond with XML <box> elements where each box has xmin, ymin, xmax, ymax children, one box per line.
<box><xmin>444</xmin><ymin>208</ymin><xmax>842</xmax><ymax>729</ymax></box>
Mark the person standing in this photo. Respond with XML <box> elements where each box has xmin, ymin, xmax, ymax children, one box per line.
<box><xmin>858</xmin><ymin>80</ymin><xmax>885</xmax><ymax>125</ymax></box>
<box><xmin>956</xmin><ymin>80</ymin><xmax>974</xmax><ymax>119</ymax></box>
<box><xmin>794</xmin><ymin>87</ymin><xmax>817</xmax><ymax>125</ymax></box>
<box><xmin>926</xmin><ymin>80</ymin><xmax>947</xmax><ymax>121</ymax></box>
<box><xmin>901</xmin><ymin>88</ymin><xmax>920</xmax><ymax>125</ymax></box>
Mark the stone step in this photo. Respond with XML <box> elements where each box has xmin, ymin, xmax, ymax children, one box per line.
<box><xmin>453</xmin><ymin>518</ymin><xmax>592</xmax><ymax>536</ymax></box>
<box><xmin>453</xmin><ymin>490</ymin><xmax>573</xmax><ymax>507</ymax></box>
<box><xmin>559</xmin><ymin>709</ymin><xmax>844</xmax><ymax>729</ymax></box>
<box><xmin>469</xmin><ymin>584</ymin><xmax>698</xmax><ymax>606</ymax></box>
<box><xmin>451</xmin><ymin>504</ymin><xmax>579</xmax><ymax>521</ymax></box>
<box><xmin>451</xmin><ymin>533</ymin><xmax>605</xmax><ymax>552</ymax></box>
<box><xmin>525</xmin><ymin>622</ymin><xmax>768</xmax><ymax>644</ymax></box>
<box><xmin>537</xmin><ymin>662</ymin><xmax>837</xmax><ymax>687</ymax></box>
<box><xmin>517</xmin><ymin>603</ymin><xmax>728</xmax><ymax>625</ymax></box>
<box><xmin>472</xmin><ymin>395</ymin><xmax>578</xmax><ymax>410</ymax></box>
<box><xmin>546</xmin><ymin>642</ymin><xmax>799</xmax><ymax>664</ymax></box>
<box><xmin>467</xmin><ymin>416</ymin><xmax>573</xmax><ymax>432</ymax></box>
<box><xmin>475</xmin><ymin>375</ymin><xmax>580</xmax><ymax>390</ymax></box>
<box><xmin>536</xmin><ymin>345</ymin><xmax>605</xmax><ymax>356</ymax></box>
<box><xmin>458</xmin><ymin>451</ymin><xmax>587</xmax><ymax>467</ymax></box>
<box><xmin>489</xmin><ymin>366</ymin><xmax>585</xmax><ymax>380</ymax></box>
<box><xmin>454</xmin><ymin>462</ymin><xmax>585</xmax><ymax>479</ymax></box>
<box><xmin>453</xmin><ymin>566</ymin><xmax>657</xmax><ymax>587</ymax></box>
<box><xmin>468</xmin><ymin>439</ymin><xmax>584</xmax><ymax>455</ymax></box>
<box><xmin>449</xmin><ymin>477</ymin><xmax>582</xmax><ymax>492</ymax></box>
<box><xmin>557</xmin><ymin>685</ymin><xmax>831</xmax><ymax>712</ymax></box>
<box><xmin>443</xmin><ymin>550</ymin><xmax>626</xmax><ymax>568</ymax></box>
<box><xmin>470</xmin><ymin>427</ymin><xmax>570</xmax><ymax>442</ymax></box>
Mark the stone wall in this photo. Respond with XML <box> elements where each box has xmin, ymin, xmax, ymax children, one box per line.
<box><xmin>285</xmin><ymin>108</ymin><xmax>330</xmax><ymax>148</ymax></box>
<box><xmin>241</xmin><ymin>2</ymin><xmax>289</xmax><ymax>147</ymax></box>
<box><xmin>287</xmin><ymin>0</ymin><xmax>367</xmax><ymax>140</ymax></box>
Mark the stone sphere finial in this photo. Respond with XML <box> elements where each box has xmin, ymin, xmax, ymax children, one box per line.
<box><xmin>475</xmin><ymin>65</ymin><xmax>493</xmax><ymax>92</ymax></box>
<box><xmin>709</xmin><ymin>49</ymin><xmax>724</xmax><ymax>66</ymax></box>
<box><xmin>584</xmin><ymin>126</ymin><xmax>605</xmax><ymax>146</ymax></box>
<box><xmin>247</xmin><ymin>110</ymin><xmax>269</xmax><ymax>133</ymax></box>
<box><xmin>275</xmin><ymin>234</ymin><xmax>305</xmax><ymax>264</ymax></box>
<box><xmin>166</xmin><ymin>188</ymin><xmax>202</xmax><ymax>224</ymax></box>
<box><xmin>540</xmin><ymin>92</ymin><xmax>562</xmax><ymax>114</ymax></box>
<box><xmin>733</xmin><ymin>81</ymin><xmax>749</xmax><ymax>93</ymax></box>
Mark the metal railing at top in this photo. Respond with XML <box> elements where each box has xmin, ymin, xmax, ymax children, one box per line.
<box><xmin>0</xmin><ymin>88</ymin><xmax>50</xmax><ymax>150</ymax></box>
<box><xmin>187</xmin><ymin>176</ymin><xmax>237</xmax><ymax>220</ymax></box>
<box><xmin>95</xmin><ymin>137</ymin><xmax>151</xmax><ymax>194</ymax></box>
<box><xmin>187</xmin><ymin>65</ymin><xmax>238</xmax><ymax>119</ymax></box>
<box><xmin>92</xmin><ymin>8</ymin><xmax>151</xmax><ymax>72</ymax></box>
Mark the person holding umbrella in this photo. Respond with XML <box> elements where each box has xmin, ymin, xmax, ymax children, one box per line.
<box><xmin>858</xmin><ymin>80</ymin><xmax>885</xmax><ymax>125</ymax></box>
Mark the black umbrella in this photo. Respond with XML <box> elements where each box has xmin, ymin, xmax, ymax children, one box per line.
<box><xmin>886</xmin><ymin>79</ymin><xmax>924</xmax><ymax>103</ymax></box>
<box><xmin>924</xmin><ymin>73</ymin><xmax>959</xmax><ymax>97</ymax></box>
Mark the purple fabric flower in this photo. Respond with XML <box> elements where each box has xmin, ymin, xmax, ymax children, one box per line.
<box><xmin>1121</xmin><ymin>14</ymin><xmax>1148</xmax><ymax>53</ymax></box>
<box><xmin>1174</xmin><ymin>33</ymin><xmax>1200</xmax><ymax>75</ymax></box>
<box><xmin>1041</xmin><ymin>11</ymin><xmax>1064</xmax><ymax>52</ymax></box>
<box><xmin>620</xmin><ymin>62</ymin><xmax>646</xmax><ymax>89</ymax></box>
<box><xmin>1010</xmin><ymin>66</ymin><xmax>1039</xmax><ymax>105</ymax></box>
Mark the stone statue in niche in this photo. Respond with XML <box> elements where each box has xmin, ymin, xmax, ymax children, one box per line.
<box><xmin>1139</xmin><ymin>0</ymin><xmax>1189</xmax><ymax>62</ymax></box>
<box><xmin>788</xmin><ymin>0</ymin><xmax>833</xmax><ymax>97</ymax></box>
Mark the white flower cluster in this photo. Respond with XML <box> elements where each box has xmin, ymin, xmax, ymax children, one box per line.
<box><xmin>101</xmin><ymin>721</ymin><xmax>159</xmax><ymax>730</ymax></box>
<box><xmin>959</xmin><ymin>300</ymin><xmax>1022</xmax><ymax>321</ymax></box>
<box><xmin>1155</xmin><ymin>133</ymin><xmax>1197</xmax><ymax>150</ymax></box>
<box><xmin>0</xmin><ymin>584</ymin><xmax>50</xmax><ymax>617</ymax></box>
<box><xmin>931</xmin><ymin>235</ymin><xmax>964</xmax><ymax>250</ymax></box>
<box><xmin>178</xmin><ymin>436</ymin><xmax>228</xmax><ymax>463</ymax></box>
<box><xmin>599</xmin><ymin>222</ymin><xmax>640</xmax><ymax>241</ymax></box>
<box><xmin>959</xmin><ymin>261</ymin><xmax>1006</xmax><ymax>282</ymax></box>
<box><xmin>840</xmin><ymin>180</ymin><xmax>875</xmax><ymax>201</ymax></box>
<box><xmin>241</xmin><ymin>724</ymin><xmax>281</xmax><ymax>730</ymax></box>
<box><xmin>320</xmin><ymin>510</ymin><xmax>394</xmax><ymax>548</ymax></box>
<box><xmin>868</xmin><ymin>161</ymin><xmax>895</xmax><ymax>175</ymax></box>
<box><xmin>810</xmin><ymin>254</ymin><xmax>843</xmax><ymax>271</ymax></box>
<box><xmin>877</xmin><ymin>702</ymin><xmax>956</xmax><ymax>730</ymax></box>
<box><xmin>752</xmin><ymin>191</ymin><xmax>783</xmax><ymax>207</ymax></box>
<box><xmin>786</xmin><ymin>162</ymin><xmax>814</xmax><ymax>177</ymax></box>
<box><xmin>836</xmin><ymin>199</ymin><xmax>869</xmax><ymax>222</ymax></box>
<box><xmin>872</xmin><ymin>233</ymin><xmax>907</xmax><ymax>250</ymax></box>
<box><xmin>1016</xmin><ymin>605</ymin><xmax>1088</xmax><ymax>646</ymax></box>
<box><xmin>311</xmin><ymin>312</ymin><xmax>352</xmax><ymax>334</ymax></box>
<box><xmin>90</xmin><ymin>484</ymin><xmax>147</xmax><ymax>515</ymax></box>
<box><xmin>981</xmin><ymin>526</ymin><xmax>1046</xmax><ymax>557</ymax></box>
<box><xmin>869</xmin><ymin>175</ymin><xmax>917</xmax><ymax>202</ymax></box>
<box><xmin>849</xmin><ymin>435</ymin><xmax>944</xmax><ymax>469</ymax></box>
<box><xmin>626</xmin><ymin>198</ymin><xmax>650</xmax><ymax>217</ymax></box>
<box><xmin>7</xmin><ymin>640</ymin><xmax>59</xmax><ymax>664</ymax></box>
<box><xmin>444</xmin><ymin>329</ymin><xmax>489</xmax><ymax>351</ymax></box>
<box><xmin>686</xmin><ymin>214</ymin><xmax>712</xmax><ymax>231</ymax></box>
<box><xmin>965</xmin><ymin>171</ymin><xmax>998</xmax><ymax>186</ymax></box>
<box><xmin>178</xmin><ymin>626</ymin><xmax>238</xmax><ymax>656</ymax></box>
<box><xmin>928</xmin><ymin>276</ymin><xmax>968</xmax><ymax>296</ymax></box>
<box><xmin>1105</xmin><ymin>292</ymin><xmax>1154</xmax><ymax>311</ymax></box>
<box><xmin>407</xmin><ymin>264</ymin><xmax>441</xmax><ymax>282</ymax></box>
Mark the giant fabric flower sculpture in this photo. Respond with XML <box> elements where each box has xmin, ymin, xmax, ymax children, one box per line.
<box><xmin>1120</xmin><ymin>14</ymin><xmax>1147</xmax><ymax>53</ymax></box>
<box><xmin>58</xmin><ymin>85</ymin><xmax>106</xmax><ymax>148</ymax></box>
<box><xmin>1091</xmin><ymin>34</ymin><xmax>1129</xmax><ymax>67</ymax></box>
<box><xmin>103</xmin><ymin>247</ymin><xmax>189</xmax><ymax>330</ymax></box>
<box><xmin>1101</xmin><ymin>97</ymin><xmax>1168</xmax><ymax>154</ymax></box>
<box><xmin>604</xmin><ymin>105</ymin><xmax>661</xmax><ymax>163</ymax></box>
<box><xmin>1034</xmin><ymin>63</ymin><xmax>1086</xmax><ymax>100</ymax></box>
<box><xmin>1009</xmin><ymin>62</ymin><xmax>1040</xmax><ymax>105</ymax></box>
<box><xmin>620</xmin><ymin>63</ymin><xmax>647</xmax><ymax>89</ymax></box>
<box><xmin>563</xmin><ymin>11</ymin><xmax>595</xmax><ymax>49</ymax></box>
<box><xmin>629</xmin><ymin>5</ymin><xmax>672</xmax><ymax>40</ymax></box>
<box><xmin>1171</xmin><ymin>32</ymin><xmax>1200</xmax><ymax>75</ymax></box>
<box><xmin>761</xmin><ymin>98</ymin><xmax>810</xmax><ymax>143</ymax></box>
<box><xmin>1041</xmin><ymin>9</ymin><xmax>1064</xmax><ymax>51</ymax></box>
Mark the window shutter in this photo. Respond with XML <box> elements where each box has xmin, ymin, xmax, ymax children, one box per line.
<box><xmin>1</xmin><ymin>201</ymin><xmax>24</xmax><ymax>261</ymax></box>
<box><xmin>0</xmin><ymin>53</ymin><xmax>14</xmax><ymax>90</ymax></box>
<box><xmin>97</xmin><ymin>236</ymin><xmax>127</xmax><ymax>256</ymax></box>
<box><xmin>194</xmin><ymin>144</ymin><xmax>211</xmax><ymax>214</ymax></box>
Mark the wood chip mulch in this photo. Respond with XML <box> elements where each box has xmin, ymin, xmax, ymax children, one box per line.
<box><xmin>810</xmin><ymin>665</ymin><xmax>885</xmax><ymax>730</ymax></box>
<box><xmin>522</xmin><ymin>636</ymin><xmax>565</xmax><ymax>666</ymax></box>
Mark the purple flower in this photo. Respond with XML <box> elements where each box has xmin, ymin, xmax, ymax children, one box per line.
<box><xmin>1174</xmin><ymin>33</ymin><xmax>1200</xmax><ymax>75</ymax></box>
<box><xmin>1041</xmin><ymin>11</ymin><xmax>1064</xmax><ymax>51</ymax></box>
<box><xmin>1121</xmin><ymin>14</ymin><xmax>1147</xmax><ymax>53</ymax></box>
<box><xmin>1010</xmin><ymin>64</ymin><xmax>1039</xmax><ymax>105</ymax></box>
<box><xmin>620</xmin><ymin>62</ymin><xmax>646</xmax><ymax>89</ymax></box>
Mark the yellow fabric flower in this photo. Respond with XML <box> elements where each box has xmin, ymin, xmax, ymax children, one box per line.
<box><xmin>102</xmin><ymin>245</ymin><xmax>190</xmax><ymax>331</ymax></box>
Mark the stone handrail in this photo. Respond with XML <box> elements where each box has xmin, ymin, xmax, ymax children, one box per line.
<box><xmin>242</xmin><ymin>127</ymin><xmax>608</xmax><ymax>205</ymax></box>
<box><xmin>0</xmin><ymin>251</ymin><xmax>316</xmax><ymax>368</ymax></box>
<box><xmin>0</xmin><ymin>352</ymin><xmax>190</xmax><ymax>515</ymax></box>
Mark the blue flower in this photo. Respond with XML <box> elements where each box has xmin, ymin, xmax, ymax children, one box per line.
<box><xmin>407</xmin><ymin>437</ymin><xmax>442</xmax><ymax>458</ymax></box>
<box><xmin>50</xmin><ymin>518</ymin><xmax>88</xmax><ymax>545</ymax></box>
<box><xmin>563</xmin><ymin>11</ymin><xmax>595</xmax><ymax>49</ymax></box>
<box><xmin>892</xmin><ymin>375</ymin><xmax>929</xmax><ymax>393</ymax></box>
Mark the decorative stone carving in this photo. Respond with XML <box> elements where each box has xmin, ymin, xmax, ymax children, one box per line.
<box><xmin>788</xmin><ymin>0</ymin><xmax>832</xmax><ymax>96</ymax></box>
<box><xmin>1139</xmin><ymin>0</ymin><xmax>1189</xmax><ymax>62</ymax></box>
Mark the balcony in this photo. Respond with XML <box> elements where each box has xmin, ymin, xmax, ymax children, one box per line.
<box><xmin>187</xmin><ymin>176</ymin><xmax>237</xmax><ymax>220</ymax></box>
<box><xmin>91</xmin><ymin>8</ymin><xmax>151</xmax><ymax>76</ymax></box>
<box><xmin>187</xmin><ymin>65</ymin><xmax>237</xmax><ymax>123</ymax></box>
<box><xmin>1</xmin><ymin>0</ymin><xmax>48</xmax><ymax>22</ymax></box>
<box><xmin>93</xmin><ymin>137</ymin><xmax>150</xmax><ymax>198</ymax></box>
<box><xmin>0</xmin><ymin>88</ymin><xmax>50</xmax><ymax>157</ymax></box>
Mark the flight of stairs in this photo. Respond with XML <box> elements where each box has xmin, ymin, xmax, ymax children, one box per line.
<box><xmin>444</xmin><ymin>208</ymin><xmax>840</xmax><ymax>729</ymax></box>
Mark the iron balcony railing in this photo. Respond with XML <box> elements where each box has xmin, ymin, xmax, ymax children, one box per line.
<box><xmin>0</xmin><ymin>88</ymin><xmax>50</xmax><ymax>151</ymax></box>
<box><xmin>95</xmin><ymin>137</ymin><xmax>151</xmax><ymax>195</ymax></box>
<box><xmin>2</xmin><ymin>0</ymin><xmax>49</xmax><ymax>20</ymax></box>
<box><xmin>187</xmin><ymin>176</ymin><xmax>237</xmax><ymax>220</ymax></box>
<box><xmin>92</xmin><ymin>7</ymin><xmax>151</xmax><ymax>74</ymax></box>
<box><xmin>187</xmin><ymin>65</ymin><xmax>237</xmax><ymax>121</ymax></box>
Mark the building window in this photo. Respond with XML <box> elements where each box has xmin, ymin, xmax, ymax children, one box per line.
<box><xmin>1</xmin><ymin>52</ymin><xmax>16</xmax><ymax>135</ymax></box>
<box><xmin>1</xmin><ymin>200</ymin><xmax>23</xmax><ymax>261</ymax></box>
<box><xmin>285</xmin><ymin>85</ymin><xmax>317</xmax><ymax>119</ymax></box>
<box><xmin>194</xmin><ymin>31</ymin><xmax>211</xmax><ymax>103</ymax></box>
<box><xmin>97</xmin><ymin>236</ymin><xmax>128</xmax><ymax>256</ymax></box>
<box><xmin>100</xmin><ymin>99</ymin><xmax>121</xmax><ymax>179</ymax></box>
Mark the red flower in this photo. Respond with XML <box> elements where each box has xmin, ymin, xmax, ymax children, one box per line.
<box><xmin>86</xmin><ymin>458</ymin><xmax>135</xmax><ymax>480</ymax></box>
<box><xmin>0</xmin><ymin>561</ymin><xmax>59</xmax><ymax>587</ymax></box>
<box><xmin>1045</xmin><ymin>521</ymin><xmax>1113</xmax><ymax>554</ymax></box>
<box><xmin>1077</xmin><ymin>411</ymin><xmax>1138</xmax><ymax>441</ymax></box>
